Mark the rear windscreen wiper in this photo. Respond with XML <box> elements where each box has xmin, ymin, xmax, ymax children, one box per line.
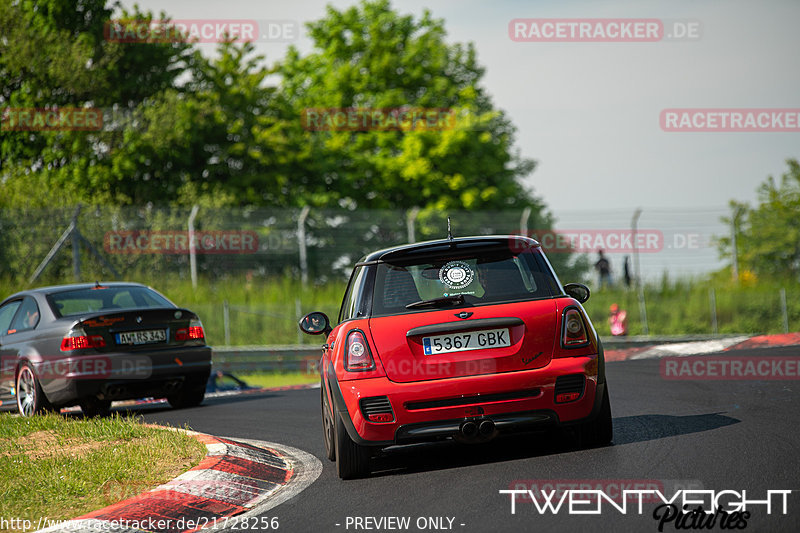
<box><xmin>405</xmin><ymin>294</ymin><xmax>465</xmax><ymax>309</ymax></box>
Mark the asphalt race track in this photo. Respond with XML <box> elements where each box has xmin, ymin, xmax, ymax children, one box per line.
<box><xmin>132</xmin><ymin>345</ymin><xmax>800</xmax><ymax>533</ymax></box>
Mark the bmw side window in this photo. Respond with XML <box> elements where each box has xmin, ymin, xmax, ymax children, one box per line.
<box><xmin>0</xmin><ymin>301</ymin><xmax>23</xmax><ymax>336</ymax></box>
<box><xmin>8</xmin><ymin>297</ymin><xmax>40</xmax><ymax>333</ymax></box>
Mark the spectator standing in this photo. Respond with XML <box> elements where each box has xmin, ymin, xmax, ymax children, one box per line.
<box><xmin>594</xmin><ymin>249</ymin><xmax>612</xmax><ymax>289</ymax></box>
<box><xmin>623</xmin><ymin>255</ymin><xmax>632</xmax><ymax>288</ymax></box>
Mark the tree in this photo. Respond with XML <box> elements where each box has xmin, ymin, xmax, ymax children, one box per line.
<box><xmin>718</xmin><ymin>159</ymin><xmax>800</xmax><ymax>281</ymax></box>
<box><xmin>277</xmin><ymin>0</ymin><xmax>541</xmax><ymax>212</ymax></box>
<box><xmin>0</xmin><ymin>0</ymin><xmax>193</xmax><ymax>206</ymax></box>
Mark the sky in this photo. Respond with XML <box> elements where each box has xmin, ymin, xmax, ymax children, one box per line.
<box><xmin>118</xmin><ymin>0</ymin><xmax>800</xmax><ymax>279</ymax></box>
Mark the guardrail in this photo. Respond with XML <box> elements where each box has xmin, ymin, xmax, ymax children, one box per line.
<box><xmin>212</xmin><ymin>335</ymin><xmax>753</xmax><ymax>373</ymax></box>
<box><xmin>212</xmin><ymin>345</ymin><xmax>322</xmax><ymax>374</ymax></box>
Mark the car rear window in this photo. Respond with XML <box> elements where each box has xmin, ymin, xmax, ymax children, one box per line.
<box><xmin>48</xmin><ymin>286</ymin><xmax>173</xmax><ymax>318</ymax></box>
<box><xmin>372</xmin><ymin>247</ymin><xmax>559</xmax><ymax>316</ymax></box>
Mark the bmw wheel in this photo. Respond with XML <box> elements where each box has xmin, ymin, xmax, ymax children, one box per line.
<box><xmin>16</xmin><ymin>363</ymin><xmax>51</xmax><ymax>417</ymax></box>
<box><xmin>167</xmin><ymin>386</ymin><xmax>206</xmax><ymax>409</ymax></box>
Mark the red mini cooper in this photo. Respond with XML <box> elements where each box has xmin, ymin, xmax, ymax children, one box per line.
<box><xmin>300</xmin><ymin>235</ymin><xmax>611</xmax><ymax>479</ymax></box>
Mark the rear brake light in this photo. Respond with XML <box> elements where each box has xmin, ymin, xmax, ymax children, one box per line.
<box><xmin>562</xmin><ymin>308</ymin><xmax>589</xmax><ymax>347</ymax></box>
<box><xmin>344</xmin><ymin>330</ymin><xmax>375</xmax><ymax>371</ymax></box>
<box><xmin>60</xmin><ymin>329</ymin><xmax>106</xmax><ymax>351</ymax></box>
<box><xmin>176</xmin><ymin>320</ymin><xmax>205</xmax><ymax>342</ymax></box>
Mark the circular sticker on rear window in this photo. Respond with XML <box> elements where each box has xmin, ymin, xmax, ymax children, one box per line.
<box><xmin>439</xmin><ymin>261</ymin><xmax>474</xmax><ymax>289</ymax></box>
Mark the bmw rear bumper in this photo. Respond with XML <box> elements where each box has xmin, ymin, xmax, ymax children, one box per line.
<box><xmin>35</xmin><ymin>346</ymin><xmax>212</xmax><ymax>406</ymax></box>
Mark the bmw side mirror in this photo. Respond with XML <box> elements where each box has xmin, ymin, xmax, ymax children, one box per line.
<box><xmin>563</xmin><ymin>283</ymin><xmax>590</xmax><ymax>303</ymax></box>
<box><xmin>299</xmin><ymin>312</ymin><xmax>332</xmax><ymax>336</ymax></box>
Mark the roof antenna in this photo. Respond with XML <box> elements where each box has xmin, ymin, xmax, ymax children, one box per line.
<box><xmin>447</xmin><ymin>216</ymin><xmax>454</xmax><ymax>241</ymax></box>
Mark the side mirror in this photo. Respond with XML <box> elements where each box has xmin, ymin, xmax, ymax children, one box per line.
<box><xmin>563</xmin><ymin>283</ymin><xmax>590</xmax><ymax>303</ymax></box>
<box><xmin>299</xmin><ymin>311</ymin><xmax>332</xmax><ymax>336</ymax></box>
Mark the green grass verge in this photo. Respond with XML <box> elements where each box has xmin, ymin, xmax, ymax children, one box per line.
<box><xmin>0</xmin><ymin>414</ymin><xmax>206</xmax><ymax>531</ymax></box>
<box><xmin>237</xmin><ymin>372</ymin><xmax>319</xmax><ymax>389</ymax></box>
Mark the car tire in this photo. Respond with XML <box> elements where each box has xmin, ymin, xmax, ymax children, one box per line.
<box><xmin>335</xmin><ymin>412</ymin><xmax>371</xmax><ymax>479</ymax></box>
<box><xmin>577</xmin><ymin>385</ymin><xmax>613</xmax><ymax>448</ymax></box>
<box><xmin>321</xmin><ymin>389</ymin><xmax>336</xmax><ymax>462</ymax></box>
<box><xmin>16</xmin><ymin>363</ymin><xmax>53</xmax><ymax>417</ymax></box>
<box><xmin>79</xmin><ymin>398</ymin><xmax>112</xmax><ymax>417</ymax></box>
<box><xmin>167</xmin><ymin>386</ymin><xmax>206</xmax><ymax>409</ymax></box>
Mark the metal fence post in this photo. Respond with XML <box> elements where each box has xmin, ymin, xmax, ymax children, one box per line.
<box><xmin>709</xmin><ymin>288</ymin><xmax>718</xmax><ymax>334</ymax></box>
<box><xmin>520</xmin><ymin>206</ymin><xmax>531</xmax><ymax>236</ymax></box>
<box><xmin>295</xmin><ymin>298</ymin><xmax>303</xmax><ymax>344</ymax></box>
<box><xmin>188</xmin><ymin>205</ymin><xmax>200</xmax><ymax>290</ymax></box>
<box><xmin>223</xmin><ymin>299</ymin><xmax>231</xmax><ymax>346</ymax></box>
<box><xmin>638</xmin><ymin>286</ymin><xmax>649</xmax><ymax>335</ymax></box>
<box><xmin>632</xmin><ymin>208</ymin><xmax>642</xmax><ymax>287</ymax></box>
<box><xmin>71</xmin><ymin>206</ymin><xmax>82</xmax><ymax>281</ymax></box>
<box><xmin>780</xmin><ymin>288</ymin><xmax>789</xmax><ymax>333</ymax></box>
<box><xmin>407</xmin><ymin>207</ymin><xmax>420</xmax><ymax>243</ymax></box>
<box><xmin>298</xmin><ymin>206</ymin><xmax>311</xmax><ymax>286</ymax></box>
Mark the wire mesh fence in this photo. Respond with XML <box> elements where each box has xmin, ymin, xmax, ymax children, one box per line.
<box><xmin>3</xmin><ymin>204</ymin><xmax>794</xmax><ymax>344</ymax></box>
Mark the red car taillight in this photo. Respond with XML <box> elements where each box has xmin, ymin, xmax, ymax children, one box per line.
<box><xmin>60</xmin><ymin>328</ymin><xmax>106</xmax><ymax>351</ymax></box>
<box><xmin>562</xmin><ymin>308</ymin><xmax>589</xmax><ymax>347</ymax></box>
<box><xmin>344</xmin><ymin>329</ymin><xmax>375</xmax><ymax>371</ymax></box>
<box><xmin>176</xmin><ymin>319</ymin><xmax>205</xmax><ymax>342</ymax></box>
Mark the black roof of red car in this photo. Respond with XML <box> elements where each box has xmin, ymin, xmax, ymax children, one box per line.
<box><xmin>358</xmin><ymin>235</ymin><xmax>541</xmax><ymax>264</ymax></box>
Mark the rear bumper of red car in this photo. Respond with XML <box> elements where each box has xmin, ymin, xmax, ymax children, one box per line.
<box><xmin>327</xmin><ymin>352</ymin><xmax>605</xmax><ymax>446</ymax></box>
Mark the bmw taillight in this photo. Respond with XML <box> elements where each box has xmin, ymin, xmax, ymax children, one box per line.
<box><xmin>176</xmin><ymin>319</ymin><xmax>205</xmax><ymax>342</ymax></box>
<box><xmin>562</xmin><ymin>308</ymin><xmax>589</xmax><ymax>348</ymax></box>
<box><xmin>344</xmin><ymin>329</ymin><xmax>375</xmax><ymax>371</ymax></box>
<box><xmin>60</xmin><ymin>328</ymin><xmax>106</xmax><ymax>351</ymax></box>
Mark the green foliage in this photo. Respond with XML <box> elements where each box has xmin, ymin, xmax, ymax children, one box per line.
<box><xmin>2</xmin><ymin>0</ymin><xmax>541</xmax><ymax>214</ymax></box>
<box><xmin>277</xmin><ymin>0</ymin><xmax>539</xmax><ymax>211</ymax></box>
<box><xmin>0</xmin><ymin>1</ymin><xmax>587</xmax><ymax>282</ymax></box>
<box><xmin>0</xmin><ymin>0</ymin><xmax>193</xmax><ymax>207</ymax></box>
<box><xmin>717</xmin><ymin>159</ymin><xmax>800</xmax><ymax>281</ymax></box>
